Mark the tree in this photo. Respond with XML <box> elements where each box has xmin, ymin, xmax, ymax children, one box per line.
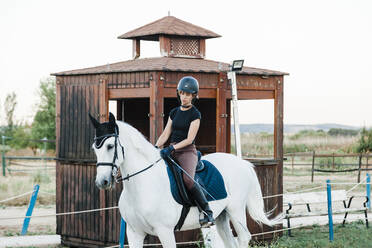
<box><xmin>356</xmin><ymin>127</ymin><xmax>372</xmax><ymax>153</ymax></box>
<box><xmin>10</xmin><ymin>124</ymin><xmax>32</xmax><ymax>149</ymax></box>
<box><xmin>31</xmin><ymin>77</ymin><xmax>56</xmax><ymax>150</ymax></box>
<box><xmin>3</xmin><ymin>92</ymin><xmax>17</xmax><ymax>138</ymax></box>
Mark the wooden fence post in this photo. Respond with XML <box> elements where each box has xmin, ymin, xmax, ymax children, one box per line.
<box><xmin>367</xmin><ymin>155</ymin><xmax>369</xmax><ymax>171</ymax></box>
<box><xmin>357</xmin><ymin>154</ymin><xmax>362</xmax><ymax>183</ymax></box>
<box><xmin>332</xmin><ymin>153</ymin><xmax>335</xmax><ymax>169</ymax></box>
<box><xmin>311</xmin><ymin>151</ymin><xmax>315</xmax><ymax>183</ymax></box>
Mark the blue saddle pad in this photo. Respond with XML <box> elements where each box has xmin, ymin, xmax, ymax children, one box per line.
<box><xmin>166</xmin><ymin>159</ymin><xmax>227</xmax><ymax>205</ymax></box>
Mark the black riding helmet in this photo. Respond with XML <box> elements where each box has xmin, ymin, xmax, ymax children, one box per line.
<box><xmin>177</xmin><ymin>76</ymin><xmax>199</xmax><ymax>94</ymax></box>
<box><xmin>177</xmin><ymin>76</ymin><xmax>199</xmax><ymax>105</ymax></box>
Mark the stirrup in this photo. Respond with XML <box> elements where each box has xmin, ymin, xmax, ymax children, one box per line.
<box><xmin>199</xmin><ymin>212</ymin><xmax>215</xmax><ymax>228</ymax></box>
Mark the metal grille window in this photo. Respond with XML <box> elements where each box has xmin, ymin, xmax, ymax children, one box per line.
<box><xmin>170</xmin><ymin>38</ymin><xmax>199</xmax><ymax>56</ymax></box>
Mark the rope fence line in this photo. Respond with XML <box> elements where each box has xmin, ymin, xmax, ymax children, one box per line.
<box><xmin>251</xmin><ymin>224</ymin><xmax>307</xmax><ymax>237</ymax></box>
<box><xmin>263</xmin><ymin>185</ymin><xmax>324</xmax><ymax>199</ymax></box>
<box><xmin>38</xmin><ymin>191</ymin><xmax>56</xmax><ymax>196</ymax></box>
<box><xmin>346</xmin><ymin>176</ymin><xmax>368</xmax><ymax>194</ymax></box>
<box><xmin>0</xmin><ymin>191</ymin><xmax>34</xmax><ymax>203</ymax></box>
<box><xmin>0</xmin><ymin>189</ymin><xmax>56</xmax><ymax>204</ymax></box>
<box><xmin>0</xmin><ymin>206</ymin><xmax>119</xmax><ymax>220</ymax></box>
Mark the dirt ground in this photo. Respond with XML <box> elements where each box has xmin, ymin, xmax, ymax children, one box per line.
<box><xmin>0</xmin><ymin>205</ymin><xmax>56</xmax><ymax>237</ymax></box>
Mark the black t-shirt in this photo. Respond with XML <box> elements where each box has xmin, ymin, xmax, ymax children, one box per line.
<box><xmin>169</xmin><ymin>106</ymin><xmax>201</xmax><ymax>143</ymax></box>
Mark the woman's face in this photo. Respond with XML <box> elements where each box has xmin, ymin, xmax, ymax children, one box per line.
<box><xmin>179</xmin><ymin>90</ymin><xmax>193</xmax><ymax>106</ymax></box>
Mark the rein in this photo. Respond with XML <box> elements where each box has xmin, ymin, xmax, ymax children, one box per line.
<box><xmin>94</xmin><ymin>126</ymin><xmax>161</xmax><ymax>183</ymax></box>
<box><xmin>115</xmin><ymin>157</ymin><xmax>162</xmax><ymax>182</ymax></box>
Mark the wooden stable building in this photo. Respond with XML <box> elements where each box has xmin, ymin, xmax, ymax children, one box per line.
<box><xmin>53</xmin><ymin>16</ymin><xmax>288</xmax><ymax>247</ymax></box>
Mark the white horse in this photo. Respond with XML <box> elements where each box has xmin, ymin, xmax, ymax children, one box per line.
<box><xmin>90</xmin><ymin>113</ymin><xmax>282</xmax><ymax>248</ymax></box>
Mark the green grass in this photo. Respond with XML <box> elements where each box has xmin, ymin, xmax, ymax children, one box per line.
<box><xmin>237</xmin><ymin>133</ymin><xmax>359</xmax><ymax>156</ymax></box>
<box><xmin>251</xmin><ymin>221</ymin><xmax>371</xmax><ymax>248</ymax></box>
<box><xmin>0</xmin><ymin>171</ymin><xmax>55</xmax><ymax>206</ymax></box>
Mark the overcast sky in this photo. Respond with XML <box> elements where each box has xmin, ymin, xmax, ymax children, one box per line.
<box><xmin>1</xmin><ymin>0</ymin><xmax>371</xmax><ymax>127</ymax></box>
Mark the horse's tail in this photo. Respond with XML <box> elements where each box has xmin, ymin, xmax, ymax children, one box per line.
<box><xmin>245</xmin><ymin>164</ymin><xmax>284</xmax><ymax>226</ymax></box>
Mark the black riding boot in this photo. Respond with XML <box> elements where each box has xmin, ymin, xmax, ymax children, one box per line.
<box><xmin>189</xmin><ymin>183</ymin><xmax>215</xmax><ymax>227</ymax></box>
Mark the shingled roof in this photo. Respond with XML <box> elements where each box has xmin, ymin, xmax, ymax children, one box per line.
<box><xmin>118</xmin><ymin>16</ymin><xmax>221</xmax><ymax>41</ymax></box>
<box><xmin>52</xmin><ymin>57</ymin><xmax>288</xmax><ymax>76</ymax></box>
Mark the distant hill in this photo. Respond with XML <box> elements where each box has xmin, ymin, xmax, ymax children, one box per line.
<box><xmin>233</xmin><ymin>123</ymin><xmax>361</xmax><ymax>134</ymax></box>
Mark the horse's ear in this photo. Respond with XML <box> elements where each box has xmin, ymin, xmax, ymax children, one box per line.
<box><xmin>89</xmin><ymin>113</ymin><xmax>100</xmax><ymax>129</ymax></box>
<box><xmin>109</xmin><ymin>112</ymin><xmax>116</xmax><ymax>124</ymax></box>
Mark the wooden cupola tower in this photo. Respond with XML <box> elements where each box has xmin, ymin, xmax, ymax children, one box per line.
<box><xmin>118</xmin><ymin>15</ymin><xmax>220</xmax><ymax>59</ymax></box>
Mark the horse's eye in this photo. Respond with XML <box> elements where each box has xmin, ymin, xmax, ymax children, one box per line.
<box><xmin>107</xmin><ymin>144</ymin><xmax>114</xmax><ymax>150</ymax></box>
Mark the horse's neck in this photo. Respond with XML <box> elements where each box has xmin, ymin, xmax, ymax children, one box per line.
<box><xmin>121</xmin><ymin>148</ymin><xmax>169</xmax><ymax>199</ymax></box>
<box><xmin>117</xmin><ymin>122</ymin><xmax>168</xmax><ymax>191</ymax></box>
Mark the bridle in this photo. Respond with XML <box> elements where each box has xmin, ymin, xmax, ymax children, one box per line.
<box><xmin>94</xmin><ymin>126</ymin><xmax>125</xmax><ymax>181</ymax></box>
<box><xmin>94</xmin><ymin>125</ymin><xmax>161</xmax><ymax>183</ymax></box>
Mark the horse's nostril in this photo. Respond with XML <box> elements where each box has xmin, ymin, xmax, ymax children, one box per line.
<box><xmin>103</xmin><ymin>180</ymin><xmax>108</xmax><ymax>186</ymax></box>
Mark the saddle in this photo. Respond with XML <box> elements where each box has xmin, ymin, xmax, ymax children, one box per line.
<box><xmin>164</xmin><ymin>151</ymin><xmax>227</xmax><ymax>230</ymax></box>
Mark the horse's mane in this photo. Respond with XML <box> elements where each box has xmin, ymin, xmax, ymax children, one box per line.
<box><xmin>116</xmin><ymin>121</ymin><xmax>158</xmax><ymax>160</ymax></box>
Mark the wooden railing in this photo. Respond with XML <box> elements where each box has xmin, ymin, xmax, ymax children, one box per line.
<box><xmin>245</xmin><ymin>152</ymin><xmax>372</xmax><ymax>182</ymax></box>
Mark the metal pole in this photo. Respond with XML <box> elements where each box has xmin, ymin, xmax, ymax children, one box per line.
<box><xmin>119</xmin><ymin>218</ymin><xmax>126</xmax><ymax>248</ymax></box>
<box><xmin>21</xmin><ymin>184</ymin><xmax>40</xmax><ymax>235</ymax></box>
<box><xmin>311</xmin><ymin>151</ymin><xmax>315</xmax><ymax>182</ymax></box>
<box><xmin>228</xmin><ymin>71</ymin><xmax>242</xmax><ymax>158</ymax></box>
<box><xmin>326</xmin><ymin>179</ymin><xmax>334</xmax><ymax>242</ymax></box>
<box><xmin>2</xmin><ymin>136</ymin><xmax>6</xmax><ymax>176</ymax></box>
<box><xmin>367</xmin><ymin>173</ymin><xmax>371</xmax><ymax>210</ymax></box>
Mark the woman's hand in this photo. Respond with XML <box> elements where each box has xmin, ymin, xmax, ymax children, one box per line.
<box><xmin>160</xmin><ymin>145</ymin><xmax>174</xmax><ymax>159</ymax></box>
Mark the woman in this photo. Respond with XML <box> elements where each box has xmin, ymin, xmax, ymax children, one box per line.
<box><xmin>155</xmin><ymin>76</ymin><xmax>215</xmax><ymax>227</ymax></box>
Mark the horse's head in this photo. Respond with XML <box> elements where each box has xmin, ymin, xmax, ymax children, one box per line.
<box><xmin>89</xmin><ymin>112</ymin><xmax>124</xmax><ymax>190</ymax></box>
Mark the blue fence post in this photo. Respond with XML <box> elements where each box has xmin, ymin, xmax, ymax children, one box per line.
<box><xmin>367</xmin><ymin>173</ymin><xmax>371</xmax><ymax>210</ymax></box>
<box><xmin>326</xmin><ymin>179</ymin><xmax>334</xmax><ymax>242</ymax></box>
<box><xmin>119</xmin><ymin>218</ymin><xmax>126</xmax><ymax>248</ymax></box>
<box><xmin>21</xmin><ymin>184</ymin><xmax>40</xmax><ymax>235</ymax></box>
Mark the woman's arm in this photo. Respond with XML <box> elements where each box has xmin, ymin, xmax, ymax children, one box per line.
<box><xmin>173</xmin><ymin>119</ymin><xmax>200</xmax><ymax>150</ymax></box>
<box><xmin>155</xmin><ymin>117</ymin><xmax>172</xmax><ymax>148</ymax></box>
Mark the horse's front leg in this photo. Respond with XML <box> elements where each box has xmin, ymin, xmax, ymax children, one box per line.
<box><xmin>126</xmin><ymin>225</ymin><xmax>146</xmax><ymax>248</ymax></box>
<box><xmin>155</xmin><ymin>227</ymin><xmax>177</xmax><ymax>248</ymax></box>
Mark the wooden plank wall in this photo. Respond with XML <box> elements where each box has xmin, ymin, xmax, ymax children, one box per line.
<box><xmin>107</xmin><ymin>72</ymin><xmax>151</xmax><ymax>89</ymax></box>
<box><xmin>56</xmin><ymin>163</ymin><xmax>123</xmax><ymax>246</ymax></box>
<box><xmin>57</xmin><ymin>75</ymin><xmax>101</xmax><ymax>161</ymax></box>
<box><xmin>248</xmin><ymin>164</ymin><xmax>282</xmax><ymax>242</ymax></box>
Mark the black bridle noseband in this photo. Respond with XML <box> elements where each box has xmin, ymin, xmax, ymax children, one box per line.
<box><xmin>94</xmin><ymin>126</ymin><xmax>161</xmax><ymax>183</ymax></box>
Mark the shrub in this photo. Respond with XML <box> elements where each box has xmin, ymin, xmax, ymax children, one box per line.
<box><xmin>328</xmin><ymin>128</ymin><xmax>358</xmax><ymax>136</ymax></box>
<box><xmin>284</xmin><ymin>144</ymin><xmax>308</xmax><ymax>153</ymax></box>
<box><xmin>356</xmin><ymin>127</ymin><xmax>372</xmax><ymax>153</ymax></box>
<box><xmin>32</xmin><ymin>170</ymin><xmax>51</xmax><ymax>184</ymax></box>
